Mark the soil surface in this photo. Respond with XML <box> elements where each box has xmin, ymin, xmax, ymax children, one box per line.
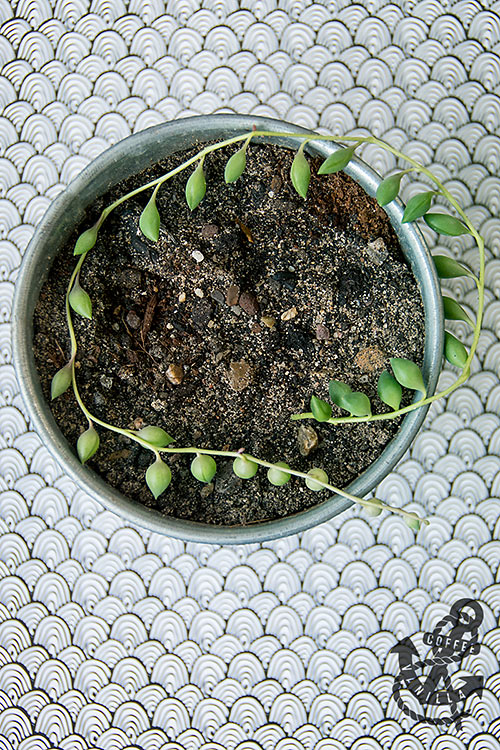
<box><xmin>33</xmin><ymin>142</ymin><xmax>425</xmax><ymax>526</ymax></box>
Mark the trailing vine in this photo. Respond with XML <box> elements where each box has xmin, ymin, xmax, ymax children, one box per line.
<box><xmin>50</xmin><ymin>129</ymin><xmax>485</xmax><ymax>531</ymax></box>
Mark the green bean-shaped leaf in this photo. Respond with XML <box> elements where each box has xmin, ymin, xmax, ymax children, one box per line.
<box><xmin>186</xmin><ymin>161</ymin><xmax>206</xmax><ymax>211</ymax></box>
<box><xmin>225</xmin><ymin>146</ymin><xmax>247</xmax><ymax>183</ymax></box>
<box><xmin>364</xmin><ymin>498</ymin><xmax>384</xmax><ymax>517</ymax></box>
<box><xmin>442</xmin><ymin>296</ymin><xmax>474</xmax><ymax>327</ymax></box>
<box><xmin>305</xmin><ymin>467</ymin><xmax>329</xmax><ymax>491</ymax></box>
<box><xmin>390</xmin><ymin>357</ymin><xmax>426</xmax><ymax>396</ymax></box>
<box><xmin>74</xmin><ymin>223</ymin><xmax>98</xmax><ymax>256</ymax></box>
<box><xmin>233</xmin><ymin>455</ymin><xmax>258</xmax><ymax>479</ymax></box>
<box><xmin>401</xmin><ymin>191</ymin><xmax>434</xmax><ymax>223</ymax></box>
<box><xmin>377</xmin><ymin>371</ymin><xmax>402</xmax><ymax>410</ymax></box>
<box><xmin>310</xmin><ymin>395</ymin><xmax>332</xmax><ymax>422</ymax></box>
<box><xmin>341</xmin><ymin>391</ymin><xmax>372</xmax><ymax>417</ymax></box>
<box><xmin>328</xmin><ymin>380</ymin><xmax>352</xmax><ymax>407</ymax></box>
<box><xmin>77</xmin><ymin>424</ymin><xmax>99</xmax><ymax>463</ymax></box>
<box><xmin>69</xmin><ymin>281</ymin><xmax>92</xmax><ymax>319</ymax></box>
<box><xmin>405</xmin><ymin>515</ymin><xmax>421</xmax><ymax>531</ymax></box>
<box><xmin>444</xmin><ymin>331</ymin><xmax>468</xmax><ymax>368</ymax></box>
<box><xmin>267</xmin><ymin>461</ymin><xmax>291</xmax><ymax>486</ymax></box>
<box><xmin>146</xmin><ymin>456</ymin><xmax>172</xmax><ymax>498</ymax></box>
<box><xmin>137</xmin><ymin>426</ymin><xmax>175</xmax><ymax>447</ymax></box>
<box><xmin>424</xmin><ymin>213</ymin><xmax>470</xmax><ymax>236</ymax></box>
<box><xmin>433</xmin><ymin>255</ymin><xmax>474</xmax><ymax>279</ymax></box>
<box><xmin>376</xmin><ymin>172</ymin><xmax>404</xmax><ymax>206</ymax></box>
<box><xmin>139</xmin><ymin>193</ymin><xmax>160</xmax><ymax>242</ymax></box>
<box><xmin>290</xmin><ymin>148</ymin><xmax>310</xmax><ymax>199</ymax></box>
<box><xmin>191</xmin><ymin>454</ymin><xmax>216</xmax><ymax>482</ymax></box>
<box><xmin>318</xmin><ymin>146</ymin><xmax>355</xmax><ymax>174</ymax></box>
<box><xmin>51</xmin><ymin>362</ymin><xmax>72</xmax><ymax>400</ymax></box>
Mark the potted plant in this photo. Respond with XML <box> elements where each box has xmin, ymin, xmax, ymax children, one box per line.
<box><xmin>13</xmin><ymin>115</ymin><xmax>484</xmax><ymax>544</ymax></box>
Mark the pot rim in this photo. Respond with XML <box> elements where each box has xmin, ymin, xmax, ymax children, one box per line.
<box><xmin>12</xmin><ymin>114</ymin><xmax>444</xmax><ymax>544</ymax></box>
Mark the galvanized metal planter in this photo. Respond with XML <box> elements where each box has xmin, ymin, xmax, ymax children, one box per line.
<box><xmin>13</xmin><ymin>115</ymin><xmax>443</xmax><ymax>544</ymax></box>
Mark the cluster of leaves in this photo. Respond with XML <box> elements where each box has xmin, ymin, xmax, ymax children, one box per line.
<box><xmin>139</xmin><ymin>137</ymin><xmax>251</xmax><ymax>240</ymax></box>
<box><xmin>309</xmin><ymin>357</ymin><xmax>427</xmax><ymax>423</ymax></box>
<box><xmin>146</xmin><ymin>451</ymin><xmax>333</xmax><ymax>500</ymax></box>
<box><xmin>49</xmin><ymin>130</ymin><xmax>482</xmax><ymax>531</ymax></box>
<box><xmin>376</xmin><ymin>169</ymin><xmax>474</xmax><ymax>373</ymax></box>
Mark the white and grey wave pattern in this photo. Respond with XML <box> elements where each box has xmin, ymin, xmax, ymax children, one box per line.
<box><xmin>1</xmin><ymin>0</ymin><xmax>500</xmax><ymax>748</ymax></box>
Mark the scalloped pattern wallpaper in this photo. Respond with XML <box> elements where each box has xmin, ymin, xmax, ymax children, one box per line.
<box><xmin>1</xmin><ymin>1</ymin><xmax>500</xmax><ymax>748</ymax></box>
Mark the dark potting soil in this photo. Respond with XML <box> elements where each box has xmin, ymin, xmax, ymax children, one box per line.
<box><xmin>33</xmin><ymin>142</ymin><xmax>425</xmax><ymax>526</ymax></box>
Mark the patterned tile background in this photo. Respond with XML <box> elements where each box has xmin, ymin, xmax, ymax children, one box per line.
<box><xmin>0</xmin><ymin>1</ymin><xmax>500</xmax><ymax>748</ymax></box>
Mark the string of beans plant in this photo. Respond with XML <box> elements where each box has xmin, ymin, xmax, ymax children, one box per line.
<box><xmin>51</xmin><ymin>130</ymin><xmax>485</xmax><ymax>531</ymax></box>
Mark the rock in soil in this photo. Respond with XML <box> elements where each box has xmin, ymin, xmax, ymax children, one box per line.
<box><xmin>297</xmin><ymin>425</ymin><xmax>319</xmax><ymax>456</ymax></box>
<box><xmin>228</xmin><ymin>360</ymin><xmax>254</xmax><ymax>392</ymax></box>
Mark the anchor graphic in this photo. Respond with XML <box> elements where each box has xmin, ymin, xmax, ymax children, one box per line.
<box><xmin>391</xmin><ymin>598</ymin><xmax>484</xmax><ymax>727</ymax></box>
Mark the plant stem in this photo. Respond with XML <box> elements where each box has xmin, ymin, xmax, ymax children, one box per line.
<box><xmin>66</xmin><ymin>252</ymin><xmax>88</xmax><ymax>358</ymax></box>
<box><xmin>158</xmin><ymin>447</ymin><xmax>427</xmax><ymax>524</ymax></box>
<box><xmin>291</xmin><ymin>370</ymin><xmax>470</xmax><ymax>425</ymax></box>
<box><xmin>88</xmin><ymin>131</ymin><xmax>372</xmax><ymax>225</ymax></box>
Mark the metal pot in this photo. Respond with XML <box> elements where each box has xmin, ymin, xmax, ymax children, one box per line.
<box><xmin>12</xmin><ymin>114</ymin><xmax>443</xmax><ymax>544</ymax></box>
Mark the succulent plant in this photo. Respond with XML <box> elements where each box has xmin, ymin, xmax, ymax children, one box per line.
<box><xmin>51</xmin><ymin>129</ymin><xmax>485</xmax><ymax>531</ymax></box>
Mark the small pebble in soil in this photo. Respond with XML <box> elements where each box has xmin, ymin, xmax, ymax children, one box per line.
<box><xmin>211</xmin><ymin>289</ymin><xmax>224</xmax><ymax>304</ymax></box>
<box><xmin>151</xmin><ymin>399</ymin><xmax>167</xmax><ymax>411</ymax></box>
<box><xmin>192</xmin><ymin>250</ymin><xmax>204</xmax><ymax>263</ymax></box>
<box><xmin>178</xmin><ymin>292</ymin><xmax>186</xmax><ymax>303</ymax></box>
<box><xmin>215</xmin><ymin>461</ymin><xmax>243</xmax><ymax>495</ymax></box>
<box><xmin>316</xmin><ymin>324</ymin><xmax>330</xmax><ymax>340</ymax></box>
<box><xmin>354</xmin><ymin>346</ymin><xmax>386</xmax><ymax>373</ymax></box>
<box><xmin>225</xmin><ymin>284</ymin><xmax>240</xmax><ymax>306</ymax></box>
<box><xmin>261</xmin><ymin>316</ymin><xmax>276</xmax><ymax>328</ymax></box>
<box><xmin>228</xmin><ymin>360</ymin><xmax>254</xmax><ymax>391</ymax></box>
<box><xmin>194</xmin><ymin>288</ymin><xmax>204</xmax><ymax>298</ymax></box>
<box><xmin>100</xmin><ymin>374</ymin><xmax>113</xmax><ymax>389</ymax></box>
<box><xmin>126</xmin><ymin>310</ymin><xmax>141</xmax><ymax>329</ymax></box>
<box><xmin>201</xmin><ymin>224</ymin><xmax>218</xmax><ymax>238</ymax></box>
<box><xmin>239</xmin><ymin>291</ymin><xmax>259</xmax><ymax>316</ymax></box>
<box><xmin>281</xmin><ymin>307</ymin><xmax>298</xmax><ymax>321</ymax></box>
<box><xmin>166</xmin><ymin>364</ymin><xmax>184</xmax><ymax>385</ymax></box>
<box><xmin>365</xmin><ymin>237</ymin><xmax>388</xmax><ymax>266</ymax></box>
<box><xmin>297</xmin><ymin>425</ymin><xmax>319</xmax><ymax>456</ymax></box>
<box><xmin>201</xmin><ymin>483</ymin><xmax>214</xmax><ymax>498</ymax></box>
<box><xmin>108</xmin><ymin>448</ymin><xmax>131</xmax><ymax>462</ymax></box>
